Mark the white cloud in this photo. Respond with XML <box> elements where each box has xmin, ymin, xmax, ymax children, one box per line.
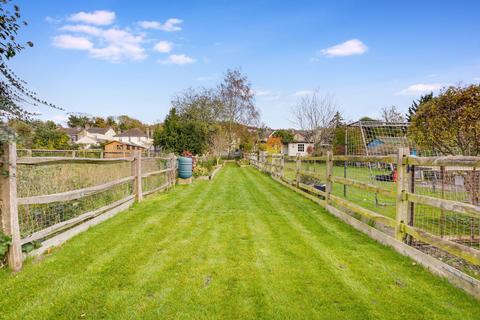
<box><xmin>69</xmin><ymin>10</ymin><xmax>115</xmax><ymax>25</ymax></box>
<box><xmin>54</xmin><ymin>24</ymin><xmax>146</xmax><ymax>62</ymax></box>
<box><xmin>138</xmin><ymin>18</ymin><xmax>183</xmax><ymax>32</ymax></box>
<box><xmin>397</xmin><ymin>83</ymin><xmax>444</xmax><ymax>96</ymax></box>
<box><xmin>293</xmin><ymin>90</ymin><xmax>313</xmax><ymax>96</ymax></box>
<box><xmin>89</xmin><ymin>28</ymin><xmax>146</xmax><ymax>62</ymax></box>
<box><xmin>52</xmin><ymin>35</ymin><xmax>93</xmax><ymax>50</ymax></box>
<box><xmin>159</xmin><ymin>54</ymin><xmax>196</xmax><ymax>65</ymax></box>
<box><xmin>60</xmin><ymin>24</ymin><xmax>103</xmax><ymax>36</ymax></box>
<box><xmin>153</xmin><ymin>41</ymin><xmax>173</xmax><ymax>53</ymax></box>
<box><xmin>320</xmin><ymin>39</ymin><xmax>368</xmax><ymax>57</ymax></box>
<box><xmin>474</xmin><ymin>77</ymin><xmax>480</xmax><ymax>81</ymax></box>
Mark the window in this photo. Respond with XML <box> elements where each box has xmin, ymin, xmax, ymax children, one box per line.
<box><xmin>116</xmin><ymin>145</ymin><xmax>122</xmax><ymax>150</ymax></box>
<box><xmin>298</xmin><ymin>144</ymin><xmax>305</xmax><ymax>152</ymax></box>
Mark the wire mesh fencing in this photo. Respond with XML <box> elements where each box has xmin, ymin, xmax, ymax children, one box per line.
<box><xmin>247</xmin><ymin>150</ymin><xmax>480</xmax><ymax>283</ymax></box>
<box><xmin>1</xmin><ymin>144</ymin><xmax>177</xmax><ymax>270</ymax></box>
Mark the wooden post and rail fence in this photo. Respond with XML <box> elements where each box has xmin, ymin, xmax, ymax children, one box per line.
<box><xmin>1</xmin><ymin>143</ymin><xmax>177</xmax><ymax>271</ymax></box>
<box><xmin>246</xmin><ymin>149</ymin><xmax>480</xmax><ymax>298</ymax></box>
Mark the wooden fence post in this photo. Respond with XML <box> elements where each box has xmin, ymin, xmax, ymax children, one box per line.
<box><xmin>133</xmin><ymin>150</ymin><xmax>143</xmax><ymax>202</ymax></box>
<box><xmin>280</xmin><ymin>155</ymin><xmax>285</xmax><ymax>179</ymax></box>
<box><xmin>326</xmin><ymin>150</ymin><xmax>333</xmax><ymax>204</ymax></box>
<box><xmin>1</xmin><ymin>142</ymin><xmax>22</xmax><ymax>271</ymax></box>
<box><xmin>296</xmin><ymin>154</ymin><xmax>301</xmax><ymax>186</ymax></box>
<box><xmin>395</xmin><ymin>147</ymin><xmax>409</xmax><ymax>241</ymax></box>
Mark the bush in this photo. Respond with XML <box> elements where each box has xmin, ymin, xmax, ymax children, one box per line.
<box><xmin>0</xmin><ymin>231</ymin><xmax>11</xmax><ymax>266</ymax></box>
<box><xmin>193</xmin><ymin>165</ymin><xmax>209</xmax><ymax>177</ymax></box>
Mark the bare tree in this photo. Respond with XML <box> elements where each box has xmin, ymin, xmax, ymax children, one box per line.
<box><xmin>291</xmin><ymin>90</ymin><xmax>338</xmax><ymax>147</ymax></box>
<box><xmin>210</xmin><ymin>127</ymin><xmax>229</xmax><ymax>163</ymax></box>
<box><xmin>218</xmin><ymin>68</ymin><xmax>259</xmax><ymax>155</ymax></box>
<box><xmin>380</xmin><ymin>106</ymin><xmax>405</xmax><ymax>123</ymax></box>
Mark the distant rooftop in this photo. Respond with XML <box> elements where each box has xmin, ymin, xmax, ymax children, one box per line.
<box><xmin>115</xmin><ymin>128</ymin><xmax>147</xmax><ymax>137</ymax></box>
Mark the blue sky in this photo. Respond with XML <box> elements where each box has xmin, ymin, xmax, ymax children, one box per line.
<box><xmin>11</xmin><ymin>0</ymin><xmax>480</xmax><ymax>128</ymax></box>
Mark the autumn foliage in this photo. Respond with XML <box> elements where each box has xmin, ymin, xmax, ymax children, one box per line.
<box><xmin>266</xmin><ymin>136</ymin><xmax>282</xmax><ymax>154</ymax></box>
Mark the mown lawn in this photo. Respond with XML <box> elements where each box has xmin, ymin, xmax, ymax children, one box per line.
<box><xmin>0</xmin><ymin>164</ymin><xmax>479</xmax><ymax>319</ymax></box>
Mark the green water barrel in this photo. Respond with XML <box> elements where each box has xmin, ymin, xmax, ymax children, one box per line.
<box><xmin>178</xmin><ymin>156</ymin><xmax>193</xmax><ymax>179</ymax></box>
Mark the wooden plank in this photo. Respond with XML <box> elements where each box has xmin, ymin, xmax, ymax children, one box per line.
<box><xmin>1</xmin><ymin>143</ymin><xmax>22</xmax><ymax>271</ymax></box>
<box><xmin>395</xmin><ymin>147</ymin><xmax>409</xmax><ymax>241</ymax></box>
<box><xmin>333</xmin><ymin>155</ymin><xmax>396</xmax><ymax>163</ymax></box>
<box><xmin>143</xmin><ymin>182</ymin><xmax>171</xmax><ymax>197</ymax></box>
<box><xmin>273</xmin><ymin>176</ymin><xmax>327</xmax><ymax>207</ymax></box>
<box><xmin>141</xmin><ymin>168</ymin><xmax>171</xmax><ymax>178</ymax></box>
<box><xmin>406</xmin><ymin>192</ymin><xmax>480</xmax><ymax>219</ymax></box>
<box><xmin>301</xmin><ymin>156</ymin><xmax>327</xmax><ymax>161</ymax></box>
<box><xmin>28</xmin><ymin>198</ymin><xmax>134</xmax><ymax>258</ymax></box>
<box><xmin>406</xmin><ymin>155</ymin><xmax>480</xmax><ymax>167</ymax></box>
<box><xmin>133</xmin><ymin>151</ymin><xmax>143</xmax><ymax>202</ymax></box>
<box><xmin>210</xmin><ymin>165</ymin><xmax>223</xmax><ymax>180</ymax></box>
<box><xmin>21</xmin><ymin>195</ymin><xmax>135</xmax><ymax>244</ymax></box>
<box><xmin>329</xmin><ymin>194</ymin><xmax>396</xmax><ymax>228</ymax></box>
<box><xmin>326</xmin><ymin>150</ymin><xmax>333</xmax><ymax>203</ymax></box>
<box><xmin>403</xmin><ymin>224</ymin><xmax>480</xmax><ymax>266</ymax></box>
<box><xmin>17</xmin><ymin>156</ymin><xmax>134</xmax><ymax>165</ymax></box>
<box><xmin>295</xmin><ymin>155</ymin><xmax>301</xmax><ymax>186</ymax></box>
<box><xmin>331</xmin><ymin>176</ymin><xmax>395</xmax><ymax>197</ymax></box>
<box><xmin>298</xmin><ymin>170</ymin><xmax>325</xmax><ymax>180</ymax></box>
<box><xmin>298</xmin><ymin>183</ymin><xmax>327</xmax><ymax>196</ymax></box>
<box><xmin>18</xmin><ymin>175</ymin><xmax>135</xmax><ymax>205</ymax></box>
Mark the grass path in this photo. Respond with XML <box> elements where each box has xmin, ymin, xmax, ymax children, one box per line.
<box><xmin>0</xmin><ymin>164</ymin><xmax>479</xmax><ymax>319</ymax></box>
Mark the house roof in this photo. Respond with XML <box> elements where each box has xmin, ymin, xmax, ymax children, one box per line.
<box><xmin>85</xmin><ymin>127</ymin><xmax>113</xmax><ymax>135</ymax></box>
<box><xmin>76</xmin><ymin>136</ymin><xmax>100</xmax><ymax>144</ymax></box>
<box><xmin>105</xmin><ymin>140</ymin><xmax>146</xmax><ymax>149</ymax></box>
<box><xmin>60</xmin><ymin>127</ymin><xmax>82</xmax><ymax>135</ymax></box>
<box><xmin>114</xmin><ymin>128</ymin><xmax>147</xmax><ymax>137</ymax></box>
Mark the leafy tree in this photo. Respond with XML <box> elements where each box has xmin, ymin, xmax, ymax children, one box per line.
<box><xmin>31</xmin><ymin>121</ymin><xmax>70</xmax><ymax>149</ymax></box>
<box><xmin>67</xmin><ymin>114</ymin><xmax>93</xmax><ymax>128</ymax></box>
<box><xmin>0</xmin><ymin>0</ymin><xmax>59</xmax><ymax>120</ymax></box>
<box><xmin>331</xmin><ymin>112</ymin><xmax>346</xmax><ymax>155</ymax></box>
<box><xmin>272</xmin><ymin>129</ymin><xmax>294</xmax><ymax>143</ymax></box>
<box><xmin>406</xmin><ymin>92</ymin><xmax>433</xmax><ymax>122</ymax></box>
<box><xmin>93</xmin><ymin>117</ymin><xmax>107</xmax><ymax>128</ymax></box>
<box><xmin>7</xmin><ymin>118</ymin><xmax>32</xmax><ymax>147</ymax></box>
<box><xmin>118</xmin><ymin>115</ymin><xmax>145</xmax><ymax>132</ymax></box>
<box><xmin>218</xmin><ymin>69</ymin><xmax>259</xmax><ymax>155</ymax></box>
<box><xmin>154</xmin><ymin>108</ymin><xmax>209</xmax><ymax>155</ymax></box>
<box><xmin>172</xmin><ymin>87</ymin><xmax>222</xmax><ymax>125</ymax></box>
<box><xmin>266</xmin><ymin>136</ymin><xmax>282</xmax><ymax>154</ymax></box>
<box><xmin>408</xmin><ymin>84</ymin><xmax>480</xmax><ymax>155</ymax></box>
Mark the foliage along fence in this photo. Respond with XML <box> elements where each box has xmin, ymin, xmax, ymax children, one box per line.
<box><xmin>1</xmin><ymin>144</ymin><xmax>176</xmax><ymax>271</ymax></box>
<box><xmin>247</xmin><ymin>150</ymin><xmax>480</xmax><ymax>298</ymax></box>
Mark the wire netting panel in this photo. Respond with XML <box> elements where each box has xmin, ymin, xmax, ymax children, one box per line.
<box><xmin>345</xmin><ymin>121</ymin><xmax>410</xmax><ymax>156</ymax></box>
<box><xmin>142</xmin><ymin>173</ymin><xmax>168</xmax><ymax>193</ymax></box>
<box><xmin>331</xmin><ymin>160</ymin><xmax>397</xmax><ymax>219</ymax></box>
<box><xmin>142</xmin><ymin>157</ymin><xmax>169</xmax><ymax>174</ymax></box>
<box><xmin>298</xmin><ymin>159</ymin><xmax>327</xmax><ymax>185</ymax></box>
<box><xmin>17</xmin><ymin>162</ymin><xmax>132</xmax><ymax>197</ymax></box>
<box><xmin>283</xmin><ymin>157</ymin><xmax>296</xmax><ymax>181</ymax></box>
<box><xmin>17</xmin><ymin>149</ymin><xmax>105</xmax><ymax>158</ymax></box>
<box><xmin>17</xmin><ymin>161</ymin><xmax>134</xmax><ymax>239</ymax></box>
<box><xmin>412</xmin><ymin>165</ymin><xmax>480</xmax><ymax>248</ymax></box>
<box><xmin>19</xmin><ymin>181</ymin><xmax>133</xmax><ymax>238</ymax></box>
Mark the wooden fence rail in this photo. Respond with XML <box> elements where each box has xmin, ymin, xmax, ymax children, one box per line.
<box><xmin>1</xmin><ymin>144</ymin><xmax>177</xmax><ymax>271</ymax></box>
<box><xmin>246</xmin><ymin>150</ymin><xmax>480</xmax><ymax>298</ymax></box>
